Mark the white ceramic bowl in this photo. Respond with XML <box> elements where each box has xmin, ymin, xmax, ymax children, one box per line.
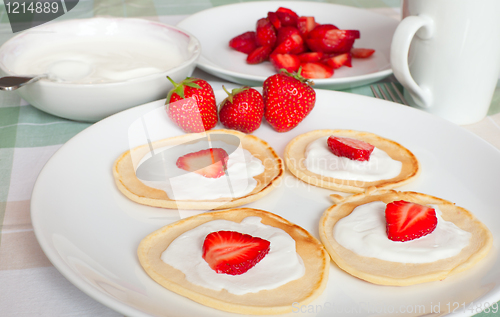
<box><xmin>0</xmin><ymin>18</ymin><xmax>201</xmax><ymax>122</ymax></box>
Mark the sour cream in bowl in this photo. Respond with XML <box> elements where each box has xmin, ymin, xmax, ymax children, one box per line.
<box><xmin>0</xmin><ymin>18</ymin><xmax>201</xmax><ymax>122</ymax></box>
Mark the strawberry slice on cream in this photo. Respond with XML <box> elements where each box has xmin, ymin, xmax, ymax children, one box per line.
<box><xmin>176</xmin><ymin>148</ymin><xmax>228</xmax><ymax>178</ymax></box>
<box><xmin>327</xmin><ymin>135</ymin><xmax>375</xmax><ymax>161</ymax></box>
<box><xmin>385</xmin><ymin>200</ymin><xmax>438</xmax><ymax>242</ymax></box>
<box><xmin>202</xmin><ymin>230</ymin><xmax>271</xmax><ymax>275</ymax></box>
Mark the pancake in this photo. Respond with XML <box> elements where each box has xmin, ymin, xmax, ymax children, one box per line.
<box><xmin>319</xmin><ymin>189</ymin><xmax>493</xmax><ymax>286</ymax></box>
<box><xmin>284</xmin><ymin>129</ymin><xmax>420</xmax><ymax>193</ymax></box>
<box><xmin>138</xmin><ymin>208</ymin><xmax>330</xmax><ymax>314</ymax></box>
<box><xmin>113</xmin><ymin>129</ymin><xmax>283</xmax><ymax>210</ymax></box>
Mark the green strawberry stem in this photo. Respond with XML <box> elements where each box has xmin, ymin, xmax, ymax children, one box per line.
<box><xmin>221</xmin><ymin>85</ymin><xmax>249</xmax><ymax>105</ymax></box>
<box><xmin>166</xmin><ymin>76</ymin><xmax>203</xmax><ymax>103</ymax></box>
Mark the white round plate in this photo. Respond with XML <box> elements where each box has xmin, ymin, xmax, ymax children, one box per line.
<box><xmin>176</xmin><ymin>1</ymin><xmax>398</xmax><ymax>90</ymax></box>
<box><xmin>32</xmin><ymin>89</ymin><xmax>500</xmax><ymax>317</ymax></box>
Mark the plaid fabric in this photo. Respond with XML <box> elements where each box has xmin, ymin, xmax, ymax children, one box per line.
<box><xmin>0</xmin><ymin>0</ymin><xmax>499</xmax><ymax>316</ymax></box>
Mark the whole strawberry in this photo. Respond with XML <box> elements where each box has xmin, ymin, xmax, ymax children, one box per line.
<box><xmin>165</xmin><ymin>77</ymin><xmax>218</xmax><ymax>133</ymax></box>
<box><xmin>263</xmin><ymin>69</ymin><xmax>316</xmax><ymax>132</ymax></box>
<box><xmin>219</xmin><ymin>86</ymin><xmax>264</xmax><ymax>133</ymax></box>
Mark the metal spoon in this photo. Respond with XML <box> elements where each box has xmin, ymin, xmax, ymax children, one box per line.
<box><xmin>0</xmin><ymin>74</ymin><xmax>47</xmax><ymax>91</ymax></box>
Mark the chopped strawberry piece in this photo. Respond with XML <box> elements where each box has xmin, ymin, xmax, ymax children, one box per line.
<box><xmin>300</xmin><ymin>62</ymin><xmax>333</xmax><ymax>79</ymax></box>
<box><xmin>267</xmin><ymin>11</ymin><xmax>281</xmax><ymax>29</ymax></box>
<box><xmin>297</xmin><ymin>16</ymin><xmax>316</xmax><ymax>38</ymax></box>
<box><xmin>351</xmin><ymin>48</ymin><xmax>376</xmax><ymax>58</ymax></box>
<box><xmin>276</xmin><ymin>7</ymin><xmax>299</xmax><ymax>27</ymax></box>
<box><xmin>273</xmin><ymin>34</ymin><xmax>303</xmax><ymax>54</ymax></box>
<box><xmin>246</xmin><ymin>46</ymin><xmax>272</xmax><ymax>64</ymax></box>
<box><xmin>275</xmin><ymin>27</ymin><xmax>305</xmax><ymax>54</ymax></box>
<box><xmin>322</xmin><ymin>29</ymin><xmax>359</xmax><ymax>53</ymax></box>
<box><xmin>176</xmin><ymin>148</ymin><xmax>228</xmax><ymax>178</ymax></box>
<box><xmin>324</xmin><ymin>52</ymin><xmax>352</xmax><ymax>69</ymax></box>
<box><xmin>307</xmin><ymin>24</ymin><xmax>338</xmax><ymax>39</ymax></box>
<box><xmin>327</xmin><ymin>136</ymin><xmax>374</xmax><ymax>161</ymax></box>
<box><xmin>276</xmin><ymin>7</ymin><xmax>299</xmax><ymax>18</ymax></box>
<box><xmin>276</xmin><ymin>26</ymin><xmax>300</xmax><ymax>45</ymax></box>
<box><xmin>298</xmin><ymin>52</ymin><xmax>323</xmax><ymax>63</ymax></box>
<box><xmin>256</xmin><ymin>18</ymin><xmax>277</xmax><ymax>47</ymax></box>
<box><xmin>270</xmin><ymin>53</ymin><xmax>300</xmax><ymax>73</ymax></box>
<box><xmin>307</xmin><ymin>28</ymin><xmax>359</xmax><ymax>53</ymax></box>
<box><xmin>202</xmin><ymin>231</ymin><xmax>271</xmax><ymax>275</ymax></box>
<box><xmin>229</xmin><ymin>31</ymin><xmax>257</xmax><ymax>54</ymax></box>
<box><xmin>385</xmin><ymin>201</ymin><xmax>438</xmax><ymax>242</ymax></box>
<box><xmin>304</xmin><ymin>38</ymin><xmax>324</xmax><ymax>53</ymax></box>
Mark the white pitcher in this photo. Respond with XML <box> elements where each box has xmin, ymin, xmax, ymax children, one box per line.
<box><xmin>391</xmin><ymin>0</ymin><xmax>500</xmax><ymax>125</ymax></box>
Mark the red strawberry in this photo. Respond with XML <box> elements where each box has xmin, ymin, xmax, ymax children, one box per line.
<box><xmin>267</xmin><ymin>11</ymin><xmax>281</xmax><ymax>29</ymax></box>
<box><xmin>256</xmin><ymin>18</ymin><xmax>277</xmax><ymax>47</ymax></box>
<box><xmin>307</xmin><ymin>29</ymin><xmax>360</xmax><ymax>53</ymax></box>
<box><xmin>385</xmin><ymin>201</ymin><xmax>438</xmax><ymax>242</ymax></box>
<box><xmin>246</xmin><ymin>45</ymin><xmax>272</xmax><ymax>64</ymax></box>
<box><xmin>263</xmin><ymin>69</ymin><xmax>316</xmax><ymax>132</ymax></box>
<box><xmin>351</xmin><ymin>48</ymin><xmax>376</xmax><ymax>58</ymax></box>
<box><xmin>275</xmin><ymin>27</ymin><xmax>305</xmax><ymax>54</ymax></box>
<box><xmin>324</xmin><ymin>52</ymin><xmax>352</xmax><ymax>69</ymax></box>
<box><xmin>273</xmin><ymin>35</ymin><xmax>302</xmax><ymax>54</ymax></box>
<box><xmin>307</xmin><ymin>24</ymin><xmax>338</xmax><ymax>39</ymax></box>
<box><xmin>322</xmin><ymin>29</ymin><xmax>360</xmax><ymax>53</ymax></box>
<box><xmin>176</xmin><ymin>148</ymin><xmax>229</xmax><ymax>178</ymax></box>
<box><xmin>229</xmin><ymin>31</ymin><xmax>257</xmax><ymax>54</ymax></box>
<box><xmin>300</xmin><ymin>62</ymin><xmax>333</xmax><ymax>79</ymax></box>
<box><xmin>297</xmin><ymin>16</ymin><xmax>316</xmax><ymax>38</ymax></box>
<box><xmin>166</xmin><ymin>77</ymin><xmax>217</xmax><ymax>133</ymax></box>
<box><xmin>269</xmin><ymin>53</ymin><xmax>301</xmax><ymax>73</ymax></box>
<box><xmin>298</xmin><ymin>52</ymin><xmax>323</xmax><ymax>63</ymax></box>
<box><xmin>202</xmin><ymin>231</ymin><xmax>271</xmax><ymax>275</ymax></box>
<box><xmin>275</xmin><ymin>7</ymin><xmax>299</xmax><ymax>27</ymax></box>
<box><xmin>219</xmin><ymin>86</ymin><xmax>264</xmax><ymax>133</ymax></box>
<box><xmin>327</xmin><ymin>136</ymin><xmax>374</xmax><ymax>161</ymax></box>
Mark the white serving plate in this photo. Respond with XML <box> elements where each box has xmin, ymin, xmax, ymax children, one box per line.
<box><xmin>177</xmin><ymin>1</ymin><xmax>398</xmax><ymax>90</ymax></box>
<box><xmin>32</xmin><ymin>89</ymin><xmax>500</xmax><ymax>317</ymax></box>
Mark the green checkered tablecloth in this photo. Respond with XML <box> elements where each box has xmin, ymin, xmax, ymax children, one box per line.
<box><xmin>1</xmin><ymin>0</ymin><xmax>500</xmax><ymax>316</ymax></box>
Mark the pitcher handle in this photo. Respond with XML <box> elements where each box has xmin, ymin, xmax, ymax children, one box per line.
<box><xmin>390</xmin><ymin>15</ymin><xmax>434</xmax><ymax>108</ymax></box>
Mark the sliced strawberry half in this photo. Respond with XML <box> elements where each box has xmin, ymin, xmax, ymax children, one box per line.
<box><xmin>307</xmin><ymin>24</ymin><xmax>339</xmax><ymax>39</ymax></box>
<box><xmin>300</xmin><ymin>62</ymin><xmax>333</xmax><ymax>79</ymax></box>
<box><xmin>297</xmin><ymin>16</ymin><xmax>316</xmax><ymax>38</ymax></box>
<box><xmin>246</xmin><ymin>45</ymin><xmax>272</xmax><ymax>64</ymax></box>
<box><xmin>385</xmin><ymin>201</ymin><xmax>438</xmax><ymax>242</ymax></box>
<box><xmin>273</xmin><ymin>33</ymin><xmax>303</xmax><ymax>54</ymax></box>
<box><xmin>298</xmin><ymin>52</ymin><xmax>323</xmax><ymax>63</ymax></box>
<box><xmin>307</xmin><ymin>29</ymin><xmax>360</xmax><ymax>53</ymax></box>
<box><xmin>202</xmin><ymin>231</ymin><xmax>271</xmax><ymax>275</ymax></box>
<box><xmin>270</xmin><ymin>53</ymin><xmax>300</xmax><ymax>73</ymax></box>
<box><xmin>256</xmin><ymin>18</ymin><xmax>277</xmax><ymax>47</ymax></box>
<box><xmin>267</xmin><ymin>11</ymin><xmax>282</xmax><ymax>29</ymax></box>
<box><xmin>176</xmin><ymin>148</ymin><xmax>228</xmax><ymax>178</ymax></box>
<box><xmin>324</xmin><ymin>52</ymin><xmax>352</xmax><ymax>69</ymax></box>
<box><xmin>229</xmin><ymin>31</ymin><xmax>257</xmax><ymax>54</ymax></box>
<box><xmin>275</xmin><ymin>7</ymin><xmax>299</xmax><ymax>27</ymax></box>
<box><xmin>322</xmin><ymin>29</ymin><xmax>360</xmax><ymax>53</ymax></box>
<box><xmin>351</xmin><ymin>48</ymin><xmax>376</xmax><ymax>58</ymax></box>
<box><xmin>327</xmin><ymin>136</ymin><xmax>374</xmax><ymax>161</ymax></box>
<box><xmin>276</xmin><ymin>26</ymin><xmax>300</xmax><ymax>45</ymax></box>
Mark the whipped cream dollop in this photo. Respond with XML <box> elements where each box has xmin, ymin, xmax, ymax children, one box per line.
<box><xmin>12</xmin><ymin>37</ymin><xmax>186</xmax><ymax>83</ymax></box>
<box><xmin>333</xmin><ymin>201</ymin><xmax>471</xmax><ymax>263</ymax></box>
<box><xmin>305</xmin><ymin>136</ymin><xmax>402</xmax><ymax>181</ymax></box>
<box><xmin>162</xmin><ymin>217</ymin><xmax>305</xmax><ymax>295</ymax></box>
<box><xmin>137</xmin><ymin>140</ymin><xmax>265</xmax><ymax>200</ymax></box>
